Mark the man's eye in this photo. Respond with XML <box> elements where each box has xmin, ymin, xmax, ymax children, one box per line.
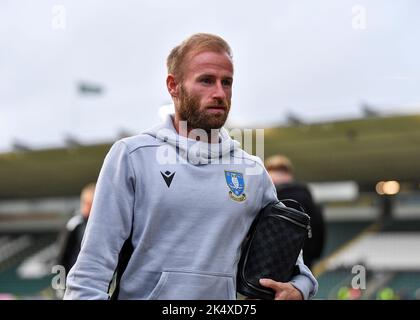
<box><xmin>222</xmin><ymin>80</ymin><xmax>232</xmax><ymax>87</ymax></box>
<box><xmin>200</xmin><ymin>78</ymin><xmax>212</xmax><ymax>84</ymax></box>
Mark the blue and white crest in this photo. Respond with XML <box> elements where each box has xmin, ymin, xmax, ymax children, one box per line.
<box><xmin>225</xmin><ymin>171</ymin><xmax>246</xmax><ymax>202</ymax></box>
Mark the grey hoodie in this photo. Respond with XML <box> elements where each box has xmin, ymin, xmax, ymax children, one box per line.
<box><xmin>64</xmin><ymin>114</ymin><xmax>318</xmax><ymax>300</ymax></box>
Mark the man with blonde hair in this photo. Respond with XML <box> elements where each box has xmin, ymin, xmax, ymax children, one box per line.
<box><xmin>265</xmin><ymin>155</ymin><xmax>294</xmax><ymax>185</ymax></box>
<box><xmin>64</xmin><ymin>34</ymin><xmax>317</xmax><ymax>300</ymax></box>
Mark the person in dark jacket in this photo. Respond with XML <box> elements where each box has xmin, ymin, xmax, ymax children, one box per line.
<box><xmin>265</xmin><ymin>155</ymin><xmax>325</xmax><ymax>270</ymax></box>
<box><xmin>57</xmin><ymin>183</ymin><xmax>96</xmax><ymax>275</ymax></box>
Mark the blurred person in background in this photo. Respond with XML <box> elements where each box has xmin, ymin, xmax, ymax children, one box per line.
<box><xmin>57</xmin><ymin>183</ymin><xmax>96</xmax><ymax>275</ymax></box>
<box><xmin>265</xmin><ymin>155</ymin><xmax>325</xmax><ymax>270</ymax></box>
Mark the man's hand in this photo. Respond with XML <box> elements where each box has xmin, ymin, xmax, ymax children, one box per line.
<box><xmin>259</xmin><ymin>278</ymin><xmax>303</xmax><ymax>300</ymax></box>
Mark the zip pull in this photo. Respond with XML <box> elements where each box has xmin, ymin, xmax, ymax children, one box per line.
<box><xmin>307</xmin><ymin>225</ymin><xmax>312</xmax><ymax>239</ymax></box>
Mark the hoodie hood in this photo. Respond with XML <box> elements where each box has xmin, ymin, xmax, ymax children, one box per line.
<box><xmin>144</xmin><ymin>113</ymin><xmax>240</xmax><ymax>165</ymax></box>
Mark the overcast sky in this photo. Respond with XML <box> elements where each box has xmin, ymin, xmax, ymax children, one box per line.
<box><xmin>1</xmin><ymin>0</ymin><xmax>419</xmax><ymax>151</ymax></box>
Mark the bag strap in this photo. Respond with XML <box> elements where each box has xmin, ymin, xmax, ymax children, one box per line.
<box><xmin>279</xmin><ymin>198</ymin><xmax>306</xmax><ymax>213</ymax></box>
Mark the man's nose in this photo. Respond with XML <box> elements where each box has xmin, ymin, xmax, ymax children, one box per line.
<box><xmin>212</xmin><ymin>81</ymin><xmax>227</xmax><ymax>101</ymax></box>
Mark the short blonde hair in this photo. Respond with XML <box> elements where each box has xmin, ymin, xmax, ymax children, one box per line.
<box><xmin>167</xmin><ymin>33</ymin><xmax>233</xmax><ymax>80</ymax></box>
<box><xmin>81</xmin><ymin>182</ymin><xmax>96</xmax><ymax>201</ymax></box>
<box><xmin>265</xmin><ymin>155</ymin><xmax>293</xmax><ymax>173</ymax></box>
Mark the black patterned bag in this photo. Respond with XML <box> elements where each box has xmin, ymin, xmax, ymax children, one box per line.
<box><xmin>236</xmin><ymin>200</ymin><xmax>312</xmax><ymax>300</ymax></box>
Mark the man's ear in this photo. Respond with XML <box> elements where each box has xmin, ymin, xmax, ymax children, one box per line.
<box><xmin>166</xmin><ymin>74</ymin><xmax>179</xmax><ymax>98</ymax></box>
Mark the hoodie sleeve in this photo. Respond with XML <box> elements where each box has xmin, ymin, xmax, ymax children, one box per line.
<box><xmin>260</xmin><ymin>164</ymin><xmax>279</xmax><ymax>207</ymax></box>
<box><xmin>290</xmin><ymin>251</ymin><xmax>319</xmax><ymax>300</ymax></box>
<box><xmin>64</xmin><ymin>141</ymin><xmax>135</xmax><ymax>299</ymax></box>
<box><xmin>260</xmin><ymin>166</ymin><xmax>318</xmax><ymax>300</ymax></box>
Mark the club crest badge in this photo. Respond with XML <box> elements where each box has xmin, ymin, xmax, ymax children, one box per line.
<box><xmin>225</xmin><ymin>171</ymin><xmax>246</xmax><ymax>202</ymax></box>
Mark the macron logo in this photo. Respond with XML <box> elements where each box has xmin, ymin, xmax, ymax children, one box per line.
<box><xmin>160</xmin><ymin>171</ymin><xmax>176</xmax><ymax>188</ymax></box>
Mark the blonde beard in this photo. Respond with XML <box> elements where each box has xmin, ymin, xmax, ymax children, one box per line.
<box><xmin>177</xmin><ymin>85</ymin><xmax>230</xmax><ymax>132</ymax></box>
